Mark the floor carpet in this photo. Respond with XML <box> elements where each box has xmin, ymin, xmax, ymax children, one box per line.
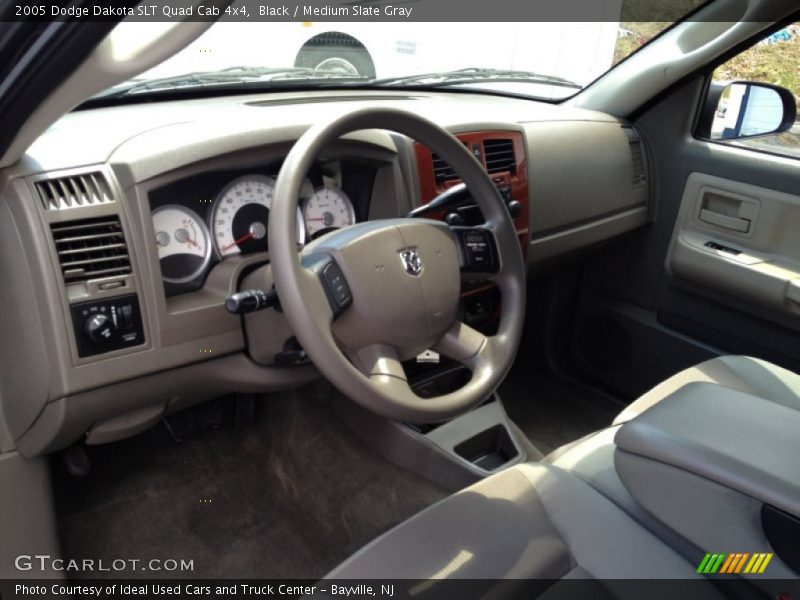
<box><xmin>53</xmin><ymin>381</ymin><xmax>447</xmax><ymax>579</ymax></box>
<box><xmin>499</xmin><ymin>361</ymin><xmax>622</xmax><ymax>455</ymax></box>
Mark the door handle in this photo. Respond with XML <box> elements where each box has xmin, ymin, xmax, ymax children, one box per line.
<box><xmin>699</xmin><ymin>208</ymin><xmax>750</xmax><ymax>233</ymax></box>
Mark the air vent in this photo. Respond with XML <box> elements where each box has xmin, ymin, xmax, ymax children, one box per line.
<box><xmin>35</xmin><ymin>172</ymin><xmax>114</xmax><ymax>211</ymax></box>
<box><xmin>431</xmin><ymin>153</ymin><xmax>458</xmax><ymax>184</ymax></box>
<box><xmin>51</xmin><ymin>216</ymin><xmax>131</xmax><ymax>283</ymax></box>
<box><xmin>629</xmin><ymin>140</ymin><xmax>646</xmax><ymax>188</ymax></box>
<box><xmin>483</xmin><ymin>139</ymin><xmax>516</xmax><ymax>174</ymax></box>
<box><xmin>623</xmin><ymin>128</ymin><xmax>647</xmax><ymax>189</ymax></box>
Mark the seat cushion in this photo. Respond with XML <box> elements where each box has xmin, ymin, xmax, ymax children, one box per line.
<box><xmin>324</xmin><ymin>462</ymin><xmax>722</xmax><ymax>591</ymax></box>
<box><xmin>613</xmin><ymin>355</ymin><xmax>800</xmax><ymax>425</ymax></box>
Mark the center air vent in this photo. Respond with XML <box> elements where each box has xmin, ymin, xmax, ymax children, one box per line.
<box><xmin>483</xmin><ymin>139</ymin><xmax>516</xmax><ymax>174</ymax></box>
<box><xmin>431</xmin><ymin>153</ymin><xmax>458</xmax><ymax>184</ymax></box>
<box><xmin>51</xmin><ymin>216</ymin><xmax>131</xmax><ymax>284</ymax></box>
<box><xmin>35</xmin><ymin>172</ymin><xmax>114</xmax><ymax>211</ymax></box>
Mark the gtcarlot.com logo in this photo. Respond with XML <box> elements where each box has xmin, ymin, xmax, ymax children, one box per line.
<box><xmin>14</xmin><ymin>554</ymin><xmax>194</xmax><ymax>573</ymax></box>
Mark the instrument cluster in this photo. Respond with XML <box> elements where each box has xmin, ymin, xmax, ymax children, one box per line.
<box><xmin>149</xmin><ymin>161</ymin><xmax>367</xmax><ymax>296</ymax></box>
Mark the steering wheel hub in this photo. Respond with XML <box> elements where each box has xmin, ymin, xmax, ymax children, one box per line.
<box><xmin>303</xmin><ymin>219</ymin><xmax>460</xmax><ymax>360</ymax></box>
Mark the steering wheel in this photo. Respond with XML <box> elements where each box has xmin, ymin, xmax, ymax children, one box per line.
<box><xmin>269</xmin><ymin>108</ymin><xmax>525</xmax><ymax>423</ymax></box>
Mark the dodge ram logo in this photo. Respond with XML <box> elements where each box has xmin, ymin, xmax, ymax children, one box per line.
<box><xmin>399</xmin><ymin>248</ymin><xmax>423</xmax><ymax>276</ymax></box>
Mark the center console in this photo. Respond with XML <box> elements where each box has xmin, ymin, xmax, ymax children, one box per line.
<box><xmin>335</xmin><ymin>360</ymin><xmax>532</xmax><ymax>491</ymax></box>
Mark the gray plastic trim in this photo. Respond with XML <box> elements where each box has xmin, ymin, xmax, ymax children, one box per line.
<box><xmin>0</xmin><ymin>452</ymin><xmax>63</xmax><ymax>579</ymax></box>
<box><xmin>334</xmin><ymin>392</ymin><xmax>532</xmax><ymax>492</ymax></box>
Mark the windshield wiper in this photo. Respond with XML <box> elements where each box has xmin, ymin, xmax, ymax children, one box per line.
<box><xmin>92</xmin><ymin>65</ymin><xmax>371</xmax><ymax>100</ymax></box>
<box><xmin>370</xmin><ymin>67</ymin><xmax>582</xmax><ymax>90</ymax></box>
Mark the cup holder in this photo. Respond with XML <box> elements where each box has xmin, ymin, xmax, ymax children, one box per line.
<box><xmin>454</xmin><ymin>424</ymin><xmax>519</xmax><ymax>472</ymax></box>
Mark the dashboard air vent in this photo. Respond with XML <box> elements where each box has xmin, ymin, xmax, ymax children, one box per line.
<box><xmin>622</xmin><ymin>127</ymin><xmax>647</xmax><ymax>189</ymax></box>
<box><xmin>629</xmin><ymin>140</ymin><xmax>646</xmax><ymax>188</ymax></box>
<box><xmin>483</xmin><ymin>139</ymin><xmax>516</xmax><ymax>174</ymax></box>
<box><xmin>35</xmin><ymin>172</ymin><xmax>114</xmax><ymax>211</ymax></box>
<box><xmin>431</xmin><ymin>153</ymin><xmax>458</xmax><ymax>184</ymax></box>
<box><xmin>51</xmin><ymin>216</ymin><xmax>131</xmax><ymax>283</ymax></box>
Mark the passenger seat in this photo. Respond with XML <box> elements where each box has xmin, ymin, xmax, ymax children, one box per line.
<box><xmin>614</xmin><ymin>355</ymin><xmax>800</xmax><ymax>424</ymax></box>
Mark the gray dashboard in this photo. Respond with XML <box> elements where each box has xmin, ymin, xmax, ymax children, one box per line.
<box><xmin>0</xmin><ymin>89</ymin><xmax>649</xmax><ymax>456</ymax></box>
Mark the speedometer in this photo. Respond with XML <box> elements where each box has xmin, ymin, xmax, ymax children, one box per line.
<box><xmin>212</xmin><ymin>175</ymin><xmax>305</xmax><ymax>257</ymax></box>
<box><xmin>152</xmin><ymin>205</ymin><xmax>211</xmax><ymax>284</ymax></box>
<box><xmin>303</xmin><ymin>187</ymin><xmax>355</xmax><ymax>239</ymax></box>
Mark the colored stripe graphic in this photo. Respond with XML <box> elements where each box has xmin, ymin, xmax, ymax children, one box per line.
<box><xmin>720</xmin><ymin>554</ymin><xmax>736</xmax><ymax>574</ymax></box>
<box><xmin>735</xmin><ymin>553</ymin><xmax>750</xmax><ymax>573</ymax></box>
<box><xmin>755</xmin><ymin>553</ymin><xmax>773</xmax><ymax>574</ymax></box>
<box><xmin>698</xmin><ymin>553</ymin><xmax>726</xmax><ymax>574</ymax></box>
<box><xmin>747</xmin><ymin>553</ymin><xmax>773</xmax><ymax>574</ymax></box>
<box><xmin>697</xmin><ymin>553</ymin><xmax>713</xmax><ymax>574</ymax></box>
<box><xmin>700</xmin><ymin>553</ymin><xmax>773</xmax><ymax>574</ymax></box>
<box><xmin>721</xmin><ymin>553</ymin><xmax>749</xmax><ymax>574</ymax></box>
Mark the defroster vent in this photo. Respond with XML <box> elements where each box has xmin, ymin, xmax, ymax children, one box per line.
<box><xmin>51</xmin><ymin>216</ymin><xmax>131</xmax><ymax>283</ymax></box>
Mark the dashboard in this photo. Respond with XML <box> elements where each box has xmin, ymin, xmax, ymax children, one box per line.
<box><xmin>0</xmin><ymin>89</ymin><xmax>649</xmax><ymax>456</ymax></box>
<box><xmin>148</xmin><ymin>159</ymin><xmax>374</xmax><ymax>295</ymax></box>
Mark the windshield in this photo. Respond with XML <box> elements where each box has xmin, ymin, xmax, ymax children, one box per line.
<box><xmin>97</xmin><ymin>15</ymin><xmax>705</xmax><ymax>102</ymax></box>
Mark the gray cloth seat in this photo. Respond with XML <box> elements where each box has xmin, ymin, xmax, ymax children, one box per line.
<box><xmin>614</xmin><ymin>355</ymin><xmax>800</xmax><ymax>424</ymax></box>
<box><xmin>325</xmin><ymin>462</ymin><xmax>722</xmax><ymax>591</ymax></box>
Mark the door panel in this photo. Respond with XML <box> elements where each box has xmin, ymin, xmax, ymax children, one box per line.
<box><xmin>667</xmin><ymin>172</ymin><xmax>800</xmax><ymax>317</ymax></box>
<box><xmin>568</xmin><ymin>76</ymin><xmax>800</xmax><ymax>399</ymax></box>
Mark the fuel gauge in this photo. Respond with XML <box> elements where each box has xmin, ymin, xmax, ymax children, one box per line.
<box><xmin>152</xmin><ymin>205</ymin><xmax>211</xmax><ymax>284</ymax></box>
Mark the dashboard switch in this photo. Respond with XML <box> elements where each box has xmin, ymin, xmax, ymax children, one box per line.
<box><xmin>452</xmin><ymin>227</ymin><xmax>499</xmax><ymax>274</ymax></box>
<box><xmin>507</xmin><ymin>200</ymin><xmax>522</xmax><ymax>219</ymax></box>
<box><xmin>70</xmin><ymin>294</ymin><xmax>145</xmax><ymax>358</ymax></box>
<box><xmin>301</xmin><ymin>253</ymin><xmax>353</xmax><ymax>317</ymax></box>
<box><xmin>84</xmin><ymin>313</ymin><xmax>115</xmax><ymax>343</ymax></box>
<box><xmin>118</xmin><ymin>304</ymin><xmax>134</xmax><ymax>329</ymax></box>
<box><xmin>322</xmin><ymin>262</ymin><xmax>352</xmax><ymax>309</ymax></box>
<box><xmin>225</xmin><ymin>289</ymin><xmax>279</xmax><ymax>314</ymax></box>
<box><xmin>444</xmin><ymin>212</ymin><xmax>465</xmax><ymax>226</ymax></box>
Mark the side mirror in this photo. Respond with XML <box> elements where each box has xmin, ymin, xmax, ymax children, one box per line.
<box><xmin>703</xmin><ymin>81</ymin><xmax>797</xmax><ymax>140</ymax></box>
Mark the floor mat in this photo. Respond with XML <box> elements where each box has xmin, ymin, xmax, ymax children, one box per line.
<box><xmin>500</xmin><ymin>363</ymin><xmax>622</xmax><ymax>455</ymax></box>
<box><xmin>53</xmin><ymin>381</ymin><xmax>447</xmax><ymax>579</ymax></box>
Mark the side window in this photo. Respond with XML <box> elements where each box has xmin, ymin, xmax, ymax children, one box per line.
<box><xmin>698</xmin><ymin>23</ymin><xmax>799</xmax><ymax>159</ymax></box>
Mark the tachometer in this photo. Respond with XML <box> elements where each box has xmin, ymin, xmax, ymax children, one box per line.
<box><xmin>152</xmin><ymin>205</ymin><xmax>211</xmax><ymax>284</ymax></box>
<box><xmin>303</xmin><ymin>187</ymin><xmax>355</xmax><ymax>238</ymax></box>
<box><xmin>212</xmin><ymin>175</ymin><xmax>305</xmax><ymax>257</ymax></box>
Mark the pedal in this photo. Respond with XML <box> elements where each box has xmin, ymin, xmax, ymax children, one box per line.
<box><xmin>62</xmin><ymin>443</ymin><xmax>91</xmax><ymax>477</ymax></box>
<box><xmin>162</xmin><ymin>398</ymin><xmax>226</xmax><ymax>442</ymax></box>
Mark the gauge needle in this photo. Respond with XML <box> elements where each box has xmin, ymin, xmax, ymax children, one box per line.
<box><xmin>187</xmin><ymin>238</ymin><xmax>199</xmax><ymax>248</ymax></box>
<box><xmin>221</xmin><ymin>232</ymin><xmax>254</xmax><ymax>252</ymax></box>
<box><xmin>305</xmin><ymin>218</ymin><xmax>325</xmax><ymax>221</ymax></box>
